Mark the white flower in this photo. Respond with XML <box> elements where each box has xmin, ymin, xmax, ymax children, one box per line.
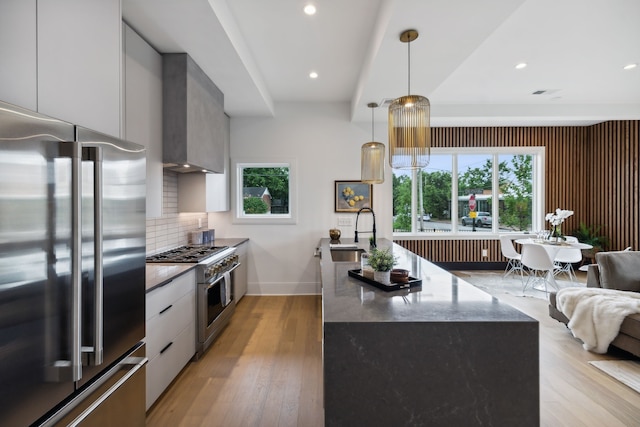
<box><xmin>545</xmin><ymin>208</ymin><xmax>574</xmax><ymax>226</ymax></box>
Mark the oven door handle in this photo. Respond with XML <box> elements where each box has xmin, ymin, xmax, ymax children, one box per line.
<box><xmin>206</xmin><ymin>275</ymin><xmax>224</xmax><ymax>291</ymax></box>
<box><xmin>204</xmin><ymin>262</ymin><xmax>241</xmax><ymax>290</ymax></box>
<box><xmin>226</xmin><ymin>262</ymin><xmax>240</xmax><ymax>275</ymax></box>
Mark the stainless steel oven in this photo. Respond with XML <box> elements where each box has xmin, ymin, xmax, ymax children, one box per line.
<box><xmin>195</xmin><ymin>248</ymin><xmax>239</xmax><ymax>358</ymax></box>
<box><xmin>146</xmin><ymin>245</ymin><xmax>239</xmax><ymax>359</ymax></box>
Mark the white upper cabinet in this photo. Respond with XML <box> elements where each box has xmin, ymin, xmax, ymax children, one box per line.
<box><xmin>206</xmin><ymin>113</ymin><xmax>231</xmax><ymax>212</ymax></box>
<box><xmin>124</xmin><ymin>24</ymin><xmax>163</xmax><ymax>218</ymax></box>
<box><xmin>0</xmin><ymin>0</ymin><xmax>37</xmax><ymax>110</ymax></box>
<box><xmin>37</xmin><ymin>0</ymin><xmax>122</xmax><ymax>137</ymax></box>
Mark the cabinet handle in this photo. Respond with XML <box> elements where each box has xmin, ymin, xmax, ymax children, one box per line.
<box><xmin>160</xmin><ymin>342</ymin><xmax>173</xmax><ymax>355</ymax></box>
<box><xmin>159</xmin><ymin>304</ymin><xmax>173</xmax><ymax>315</ymax></box>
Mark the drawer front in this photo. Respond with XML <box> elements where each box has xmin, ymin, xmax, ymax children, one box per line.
<box><xmin>146</xmin><ymin>321</ymin><xmax>196</xmax><ymax>410</ymax></box>
<box><xmin>146</xmin><ymin>270</ymin><xmax>195</xmax><ymax>320</ymax></box>
<box><xmin>146</xmin><ymin>289</ymin><xmax>195</xmax><ymax>359</ymax></box>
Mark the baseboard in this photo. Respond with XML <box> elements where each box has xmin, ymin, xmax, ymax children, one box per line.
<box><xmin>246</xmin><ymin>281</ymin><xmax>321</xmax><ymax>296</ymax></box>
<box><xmin>435</xmin><ymin>262</ymin><xmax>508</xmax><ymax>271</ymax></box>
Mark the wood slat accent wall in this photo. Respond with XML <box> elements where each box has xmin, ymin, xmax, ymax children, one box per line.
<box><xmin>395</xmin><ymin>122</ymin><xmax>640</xmax><ymax>264</ymax></box>
<box><xmin>396</xmin><ymin>239</ymin><xmax>502</xmax><ymax>263</ymax></box>
<box><xmin>586</xmin><ymin>121</ymin><xmax>639</xmax><ymax>251</ymax></box>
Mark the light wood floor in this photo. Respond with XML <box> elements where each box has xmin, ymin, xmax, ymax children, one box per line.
<box><xmin>147</xmin><ymin>284</ymin><xmax>640</xmax><ymax>426</ymax></box>
<box><xmin>146</xmin><ymin>295</ymin><xmax>323</xmax><ymax>427</ymax></box>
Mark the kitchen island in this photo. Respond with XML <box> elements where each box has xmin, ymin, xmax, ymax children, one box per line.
<box><xmin>320</xmin><ymin>238</ymin><xmax>539</xmax><ymax>426</ymax></box>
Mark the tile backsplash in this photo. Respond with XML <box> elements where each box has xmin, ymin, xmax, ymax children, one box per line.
<box><xmin>145</xmin><ymin>170</ymin><xmax>208</xmax><ymax>254</ymax></box>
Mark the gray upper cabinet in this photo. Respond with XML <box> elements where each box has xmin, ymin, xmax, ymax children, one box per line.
<box><xmin>124</xmin><ymin>24</ymin><xmax>163</xmax><ymax>218</ymax></box>
<box><xmin>163</xmin><ymin>53</ymin><xmax>225</xmax><ymax>174</ymax></box>
<box><xmin>177</xmin><ymin>113</ymin><xmax>230</xmax><ymax>212</ymax></box>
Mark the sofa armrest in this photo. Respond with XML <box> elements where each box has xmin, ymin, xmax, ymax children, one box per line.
<box><xmin>586</xmin><ymin>264</ymin><xmax>601</xmax><ymax>288</ymax></box>
<box><xmin>595</xmin><ymin>251</ymin><xmax>640</xmax><ymax>291</ymax></box>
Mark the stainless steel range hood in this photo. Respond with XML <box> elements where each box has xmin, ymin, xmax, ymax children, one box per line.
<box><xmin>163</xmin><ymin>53</ymin><xmax>225</xmax><ymax>173</ymax></box>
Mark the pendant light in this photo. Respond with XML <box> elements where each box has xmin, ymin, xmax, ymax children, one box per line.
<box><xmin>361</xmin><ymin>102</ymin><xmax>385</xmax><ymax>184</ymax></box>
<box><xmin>388</xmin><ymin>29</ymin><xmax>431</xmax><ymax>170</ymax></box>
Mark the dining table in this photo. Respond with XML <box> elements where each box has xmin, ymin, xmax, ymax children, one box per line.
<box><xmin>515</xmin><ymin>238</ymin><xmax>593</xmax><ymax>290</ymax></box>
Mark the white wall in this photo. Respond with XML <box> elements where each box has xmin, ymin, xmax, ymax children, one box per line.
<box><xmin>209</xmin><ymin>102</ymin><xmax>393</xmax><ymax>295</ymax></box>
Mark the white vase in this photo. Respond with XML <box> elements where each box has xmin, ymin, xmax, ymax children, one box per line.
<box><xmin>374</xmin><ymin>270</ymin><xmax>391</xmax><ymax>285</ymax></box>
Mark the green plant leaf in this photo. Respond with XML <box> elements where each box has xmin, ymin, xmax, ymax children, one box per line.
<box><xmin>367</xmin><ymin>248</ymin><xmax>397</xmax><ymax>272</ymax></box>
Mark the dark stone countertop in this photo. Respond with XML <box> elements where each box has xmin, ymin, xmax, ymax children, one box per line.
<box><xmin>145</xmin><ymin>264</ymin><xmax>196</xmax><ymax>292</ymax></box>
<box><xmin>319</xmin><ymin>238</ymin><xmax>535</xmax><ymax>324</ymax></box>
<box><xmin>213</xmin><ymin>237</ymin><xmax>249</xmax><ymax>247</ymax></box>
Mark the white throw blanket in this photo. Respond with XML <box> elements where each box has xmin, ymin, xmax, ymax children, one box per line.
<box><xmin>556</xmin><ymin>287</ymin><xmax>640</xmax><ymax>353</ymax></box>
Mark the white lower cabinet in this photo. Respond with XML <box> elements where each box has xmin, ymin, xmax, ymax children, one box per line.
<box><xmin>235</xmin><ymin>241</ymin><xmax>249</xmax><ymax>302</ymax></box>
<box><xmin>145</xmin><ymin>270</ymin><xmax>196</xmax><ymax>410</ymax></box>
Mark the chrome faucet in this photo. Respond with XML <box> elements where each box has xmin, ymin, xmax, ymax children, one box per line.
<box><xmin>355</xmin><ymin>207</ymin><xmax>376</xmax><ymax>247</ymax></box>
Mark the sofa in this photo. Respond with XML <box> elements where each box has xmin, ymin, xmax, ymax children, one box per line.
<box><xmin>548</xmin><ymin>250</ymin><xmax>640</xmax><ymax>357</ymax></box>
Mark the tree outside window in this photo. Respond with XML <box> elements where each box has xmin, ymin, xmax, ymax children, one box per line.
<box><xmin>499</xmin><ymin>154</ymin><xmax>533</xmax><ymax>231</ymax></box>
<box><xmin>392</xmin><ymin>149</ymin><xmax>539</xmax><ymax>235</ymax></box>
<box><xmin>233</xmin><ymin>159</ymin><xmax>297</xmax><ymax>224</ymax></box>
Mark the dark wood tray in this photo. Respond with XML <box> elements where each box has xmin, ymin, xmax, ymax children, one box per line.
<box><xmin>348</xmin><ymin>269</ymin><xmax>422</xmax><ymax>292</ymax></box>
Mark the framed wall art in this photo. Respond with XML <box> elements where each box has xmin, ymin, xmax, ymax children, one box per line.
<box><xmin>334</xmin><ymin>181</ymin><xmax>373</xmax><ymax>212</ymax></box>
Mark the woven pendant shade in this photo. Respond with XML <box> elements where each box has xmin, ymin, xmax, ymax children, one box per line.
<box><xmin>388</xmin><ymin>94</ymin><xmax>430</xmax><ymax>169</ymax></box>
<box><xmin>361</xmin><ymin>141</ymin><xmax>385</xmax><ymax>183</ymax></box>
<box><xmin>361</xmin><ymin>102</ymin><xmax>385</xmax><ymax>184</ymax></box>
<box><xmin>388</xmin><ymin>29</ymin><xmax>431</xmax><ymax>170</ymax></box>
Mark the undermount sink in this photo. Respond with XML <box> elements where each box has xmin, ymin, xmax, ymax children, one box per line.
<box><xmin>330</xmin><ymin>248</ymin><xmax>366</xmax><ymax>262</ymax></box>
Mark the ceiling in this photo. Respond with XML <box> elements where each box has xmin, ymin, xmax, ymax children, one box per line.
<box><xmin>123</xmin><ymin>0</ymin><xmax>640</xmax><ymax>126</ymax></box>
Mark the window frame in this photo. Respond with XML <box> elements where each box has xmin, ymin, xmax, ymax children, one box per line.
<box><xmin>232</xmin><ymin>158</ymin><xmax>298</xmax><ymax>225</ymax></box>
<box><xmin>392</xmin><ymin>146</ymin><xmax>545</xmax><ymax>239</ymax></box>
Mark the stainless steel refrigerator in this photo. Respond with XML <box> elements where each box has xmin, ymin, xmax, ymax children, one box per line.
<box><xmin>0</xmin><ymin>100</ymin><xmax>147</xmax><ymax>426</ymax></box>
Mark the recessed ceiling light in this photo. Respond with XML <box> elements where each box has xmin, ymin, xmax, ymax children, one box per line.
<box><xmin>623</xmin><ymin>63</ymin><xmax>637</xmax><ymax>70</ymax></box>
<box><xmin>304</xmin><ymin>4</ymin><xmax>316</xmax><ymax>15</ymax></box>
<box><xmin>515</xmin><ymin>62</ymin><xmax>527</xmax><ymax>69</ymax></box>
<box><xmin>309</xmin><ymin>71</ymin><xmax>318</xmax><ymax>79</ymax></box>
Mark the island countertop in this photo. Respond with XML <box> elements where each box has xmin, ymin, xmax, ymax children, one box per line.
<box><xmin>320</xmin><ymin>237</ymin><xmax>539</xmax><ymax>426</ymax></box>
<box><xmin>319</xmin><ymin>237</ymin><xmax>535</xmax><ymax>324</ymax></box>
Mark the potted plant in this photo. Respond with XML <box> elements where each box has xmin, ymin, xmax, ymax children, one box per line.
<box><xmin>367</xmin><ymin>248</ymin><xmax>397</xmax><ymax>284</ymax></box>
<box><xmin>573</xmin><ymin>222</ymin><xmax>609</xmax><ymax>262</ymax></box>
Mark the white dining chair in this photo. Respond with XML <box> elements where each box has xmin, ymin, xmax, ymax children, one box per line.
<box><xmin>499</xmin><ymin>235</ymin><xmax>524</xmax><ymax>279</ymax></box>
<box><xmin>553</xmin><ymin>236</ymin><xmax>582</xmax><ymax>281</ymax></box>
<box><xmin>520</xmin><ymin>243</ymin><xmax>557</xmax><ymax>295</ymax></box>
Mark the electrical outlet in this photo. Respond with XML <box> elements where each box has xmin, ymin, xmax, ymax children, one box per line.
<box><xmin>338</xmin><ymin>216</ymin><xmax>353</xmax><ymax>226</ymax></box>
<box><xmin>482</xmin><ymin>249</ymin><xmax>488</xmax><ymax>257</ymax></box>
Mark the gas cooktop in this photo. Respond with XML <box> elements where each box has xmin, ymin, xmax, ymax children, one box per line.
<box><xmin>146</xmin><ymin>245</ymin><xmax>229</xmax><ymax>263</ymax></box>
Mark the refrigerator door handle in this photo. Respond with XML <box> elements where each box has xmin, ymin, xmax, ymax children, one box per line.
<box><xmin>93</xmin><ymin>146</ymin><xmax>104</xmax><ymax>366</ymax></box>
<box><xmin>71</xmin><ymin>141</ymin><xmax>83</xmax><ymax>382</ymax></box>
<box><xmin>83</xmin><ymin>146</ymin><xmax>104</xmax><ymax>366</ymax></box>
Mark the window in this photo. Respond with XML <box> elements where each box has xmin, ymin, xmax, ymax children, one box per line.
<box><xmin>392</xmin><ymin>147</ymin><xmax>543</xmax><ymax>236</ymax></box>
<box><xmin>232</xmin><ymin>159</ymin><xmax>297</xmax><ymax>224</ymax></box>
